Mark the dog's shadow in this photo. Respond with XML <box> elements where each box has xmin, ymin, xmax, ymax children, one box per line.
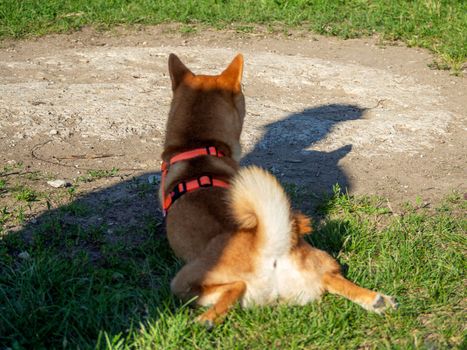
<box><xmin>1</xmin><ymin>103</ymin><xmax>364</xmax><ymax>346</ymax></box>
<box><xmin>242</xmin><ymin>104</ymin><xmax>363</xmax><ymax>212</ymax></box>
<box><xmin>241</xmin><ymin>103</ymin><xmax>364</xmax><ymax>259</ymax></box>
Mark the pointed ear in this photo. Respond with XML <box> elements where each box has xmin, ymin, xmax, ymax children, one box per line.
<box><xmin>220</xmin><ymin>54</ymin><xmax>244</xmax><ymax>93</ymax></box>
<box><xmin>168</xmin><ymin>54</ymin><xmax>193</xmax><ymax>91</ymax></box>
<box><xmin>331</xmin><ymin>144</ymin><xmax>352</xmax><ymax>158</ymax></box>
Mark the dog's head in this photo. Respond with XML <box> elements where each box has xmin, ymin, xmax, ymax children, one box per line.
<box><xmin>165</xmin><ymin>54</ymin><xmax>246</xmax><ymax>161</ymax></box>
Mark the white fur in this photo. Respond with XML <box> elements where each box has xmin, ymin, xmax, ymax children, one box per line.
<box><xmin>242</xmin><ymin>255</ymin><xmax>323</xmax><ymax>307</ymax></box>
<box><xmin>197</xmin><ymin>290</ymin><xmax>223</xmax><ymax>307</ymax></box>
<box><xmin>230</xmin><ymin>166</ymin><xmax>292</xmax><ymax>257</ymax></box>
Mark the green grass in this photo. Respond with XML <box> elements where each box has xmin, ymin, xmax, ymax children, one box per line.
<box><xmin>13</xmin><ymin>186</ymin><xmax>39</xmax><ymax>202</ymax></box>
<box><xmin>0</xmin><ymin>0</ymin><xmax>465</xmax><ymax>72</ymax></box>
<box><xmin>0</xmin><ymin>188</ymin><xmax>465</xmax><ymax>349</ymax></box>
<box><xmin>77</xmin><ymin>168</ymin><xmax>120</xmax><ymax>183</ymax></box>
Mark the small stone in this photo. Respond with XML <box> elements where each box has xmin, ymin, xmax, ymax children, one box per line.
<box><xmin>18</xmin><ymin>251</ymin><xmax>31</xmax><ymax>260</ymax></box>
<box><xmin>47</xmin><ymin>179</ymin><xmax>71</xmax><ymax>188</ymax></box>
<box><xmin>49</xmin><ymin>129</ymin><xmax>58</xmax><ymax>135</ymax></box>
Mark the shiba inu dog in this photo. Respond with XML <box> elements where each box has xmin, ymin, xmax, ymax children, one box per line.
<box><xmin>160</xmin><ymin>54</ymin><xmax>397</xmax><ymax>327</ymax></box>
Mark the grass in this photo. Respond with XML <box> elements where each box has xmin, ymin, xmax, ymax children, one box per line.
<box><xmin>13</xmin><ymin>186</ymin><xmax>39</xmax><ymax>202</ymax></box>
<box><xmin>0</xmin><ymin>0</ymin><xmax>465</xmax><ymax>72</ymax></box>
<box><xmin>77</xmin><ymin>168</ymin><xmax>120</xmax><ymax>183</ymax></box>
<box><xmin>0</xmin><ymin>184</ymin><xmax>465</xmax><ymax>349</ymax></box>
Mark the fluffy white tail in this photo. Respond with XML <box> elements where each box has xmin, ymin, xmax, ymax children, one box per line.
<box><xmin>229</xmin><ymin>166</ymin><xmax>292</xmax><ymax>257</ymax></box>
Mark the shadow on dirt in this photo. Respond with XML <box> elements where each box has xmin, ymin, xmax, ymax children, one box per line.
<box><xmin>242</xmin><ymin>103</ymin><xmax>364</xmax><ymax>211</ymax></box>
<box><xmin>0</xmin><ymin>103</ymin><xmax>364</xmax><ymax>347</ymax></box>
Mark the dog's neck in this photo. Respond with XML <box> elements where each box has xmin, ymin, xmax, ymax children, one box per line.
<box><xmin>162</xmin><ymin>139</ymin><xmax>239</xmax><ymax>163</ymax></box>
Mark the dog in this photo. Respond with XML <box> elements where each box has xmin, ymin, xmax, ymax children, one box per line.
<box><xmin>160</xmin><ymin>54</ymin><xmax>397</xmax><ymax>327</ymax></box>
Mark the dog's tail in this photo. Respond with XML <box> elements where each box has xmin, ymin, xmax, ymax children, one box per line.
<box><xmin>229</xmin><ymin>166</ymin><xmax>311</xmax><ymax>257</ymax></box>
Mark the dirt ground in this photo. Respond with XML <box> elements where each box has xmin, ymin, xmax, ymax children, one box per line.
<box><xmin>0</xmin><ymin>25</ymin><xmax>465</xmax><ymax>223</ymax></box>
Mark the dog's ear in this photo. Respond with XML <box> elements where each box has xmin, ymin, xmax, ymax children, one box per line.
<box><xmin>168</xmin><ymin>54</ymin><xmax>193</xmax><ymax>91</ymax></box>
<box><xmin>220</xmin><ymin>54</ymin><xmax>243</xmax><ymax>93</ymax></box>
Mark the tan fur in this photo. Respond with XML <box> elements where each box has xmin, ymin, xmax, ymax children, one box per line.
<box><xmin>162</xmin><ymin>54</ymin><xmax>397</xmax><ymax>325</ymax></box>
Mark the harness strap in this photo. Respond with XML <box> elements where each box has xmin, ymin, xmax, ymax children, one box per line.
<box><xmin>161</xmin><ymin>146</ymin><xmax>227</xmax><ymax>215</ymax></box>
<box><xmin>163</xmin><ymin>175</ymin><xmax>229</xmax><ymax>214</ymax></box>
<box><xmin>161</xmin><ymin>146</ymin><xmax>224</xmax><ymax>171</ymax></box>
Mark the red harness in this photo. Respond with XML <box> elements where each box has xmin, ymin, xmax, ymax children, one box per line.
<box><xmin>161</xmin><ymin>146</ymin><xmax>229</xmax><ymax>216</ymax></box>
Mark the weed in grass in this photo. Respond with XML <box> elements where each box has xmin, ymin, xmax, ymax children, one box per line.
<box><xmin>1</xmin><ymin>162</ymin><xmax>23</xmax><ymax>174</ymax></box>
<box><xmin>67</xmin><ymin>185</ymin><xmax>77</xmax><ymax>199</ymax></box>
<box><xmin>127</xmin><ymin>178</ymin><xmax>156</xmax><ymax>198</ymax></box>
<box><xmin>235</xmin><ymin>25</ymin><xmax>255</xmax><ymax>33</ymax></box>
<box><xmin>88</xmin><ymin>167</ymin><xmax>119</xmax><ymax>179</ymax></box>
<box><xmin>0</xmin><ymin>179</ymin><xmax>6</xmax><ymax>193</ymax></box>
<box><xmin>24</xmin><ymin>170</ymin><xmax>43</xmax><ymax>181</ymax></box>
<box><xmin>0</xmin><ymin>206</ymin><xmax>11</xmax><ymax>233</ymax></box>
<box><xmin>13</xmin><ymin>186</ymin><xmax>38</xmax><ymax>202</ymax></box>
<box><xmin>15</xmin><ymin>205</ymin><xmax>26</xmax><ymax>224</ymax></box>
<box><xmin>180</xmin><ymin>24</ymin><xmax>197</xmax><ymax>34</ymax></box>
<box><xmin>428</xmin><ymin>60</ymin><xmax>451</xmax><ymax>71</ymax></box>
<box><xmin>0</xmin><ymin>206</ymin><xmax>10</xmax><ymax>223</ymax></box>
<box><xmin>60</xmin><ymin>202</ymin><xmax>91</xmax><ymax>217</ymax></box>
<box><xmin>77</xmin><ymin>167</ymin><xmax>119</xmax><ymax>182</ymax></box>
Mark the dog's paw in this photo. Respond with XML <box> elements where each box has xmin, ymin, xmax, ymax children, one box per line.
<box><xmin>195</xmin><ymin>313</ymin><xmax>216</xmax><ymax>330</ymax></box>
<box><xmin>369</xmin><ymin>294</ymin><xmax>398</xmax><ymax>314</ymax></box>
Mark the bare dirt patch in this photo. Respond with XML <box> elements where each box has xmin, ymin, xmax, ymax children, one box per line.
<box><xmin>0</xmin><ymin>26</ymin><xmax>465</xmax><ymax>229</ymax></box>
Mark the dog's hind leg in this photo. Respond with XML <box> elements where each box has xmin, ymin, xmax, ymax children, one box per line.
<box><xmin>322</xmin><ymin>272</ymin><xmax>397</xmax><ymax>313</ymax></box>
<box><xmin>195</xmin><ymin>281</ymin><xmax>246</xmax><ymax>328</ymax></box>
<box><xmin>171</xmin><ymin>261</ymin><xmax>246</xmax><ymax>327</ymax></box>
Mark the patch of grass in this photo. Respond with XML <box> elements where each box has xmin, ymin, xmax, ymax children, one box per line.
<box><xmin>13</xmin><ymin>186</ymin><xmax>38</xmax><ymax>202</ymax></box>
<box><xmin>60</xmin><ymin>202</ymin><xmax>91</xmax><ymax>217</ymax></box>
<box><xmin>126</xmin><ymin>177</ymin><xmax>157</xmax><ymax>198</ymax></box>
<box><xmin>0</xmin><ymin>189</ymin><xmax>465</xmax><ymax>348</ymax></box>
<box><xmin>0</xmin><ymin>1</ymin><xmax>465</xmax><ymax>72</ymax></box>
<box><xmin>24</xmin><ymin>170</ymin><xmax>43</xmax><ymax>181</ymax></box>
<box><xmin>179</xmin><ymin>24</ymin><xmax>197</xmax><ymax>34</ymax></box>
<box><xmin>77</xmin><ymin>167</ymin><xmax>119</xmax><ymax>183</ymax></box>
<box><xmin>0</xmin><ymin>207</ymin><xmax>11</xmax><ymax>234</ymax></box>
<box><xmin>317</xmin><ymin>184</ymin><xmax>390</xmax><ymax>216</ymax></box>
<box><xmin>15</xmin><ymin>205</ymin><xmax>27</xmax><ymax>224</ymax></box>
<box><xmin>0</xmin><ymin>179</ymin><xmax>6</xmax><ymax>193</ymax></box>
<box><xmin>1</xmin><ymin>162</ymin><xmax>23</xmax><ymax>173</ymax></box>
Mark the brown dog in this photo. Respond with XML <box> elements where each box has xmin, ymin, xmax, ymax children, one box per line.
<box><xmin>160</xmin><ymin>54</ymin><xmax>397</xmax><ymax>327</ymax></box>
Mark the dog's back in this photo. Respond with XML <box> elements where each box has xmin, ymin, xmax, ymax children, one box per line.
<box><xmin>161</xmin><ymin>54</ymin><xmax>245</xmax><ymax>262</ymax></box>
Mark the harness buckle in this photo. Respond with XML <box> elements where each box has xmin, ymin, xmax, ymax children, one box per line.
<box><xmin>171</xmin><ymin>181</ymin><xmax>187</xmax><ymax>202</ymax></box>
<box><xmin>197</xmin><ymin>175</ymin><xmax>213</xmax><ymax>187</ymax></box>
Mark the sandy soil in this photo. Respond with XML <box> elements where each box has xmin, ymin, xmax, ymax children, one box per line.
<box><xmin>0</xmin><ymin>26</ymin><xmax>465</xmax><ymax>223</ymax></box>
